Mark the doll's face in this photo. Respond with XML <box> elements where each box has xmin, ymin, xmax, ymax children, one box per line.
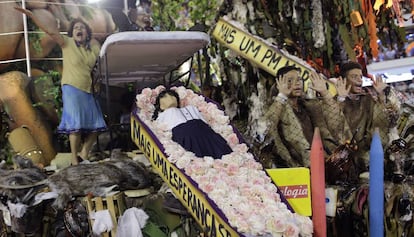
<box><xmin>159</xmin><ymin>93</ymin><xmax>178</xmax><ymax>111</ymax></box>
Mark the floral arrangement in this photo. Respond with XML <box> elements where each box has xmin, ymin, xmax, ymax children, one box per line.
<box><xmin>135</xmin><ymin>86</ymin><xmax>313</xmax><ymax>237</ymax></box>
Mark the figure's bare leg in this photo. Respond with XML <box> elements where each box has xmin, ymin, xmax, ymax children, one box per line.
<box><xmin>69</xmin><ymin>132</ymin><xmax>81</xmax><ymax>165</ymax></box>
<box><xmin>79</xmin><ymin>132</ymin><xmax>98</xmax><ymax>160</ymax></box>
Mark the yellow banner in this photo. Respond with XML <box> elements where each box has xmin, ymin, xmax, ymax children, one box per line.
<box><xmin>131</xmin><ymin>115</ymin><xmax>240</xmax><ymax>237</ymax></box>
<box><xmin>212</xmin><ymin>18</ymin><xmax>336</xmax><ymax>96</ymax></box>
<box><xmin>266</xmin><ymin>168</ymin><xmax>312</xmax><ymax>216</ymax></box>
<box><xmin>213</xmin><ymin>18</ymin><xmax>313</xmax><ymax>79</ymax></box>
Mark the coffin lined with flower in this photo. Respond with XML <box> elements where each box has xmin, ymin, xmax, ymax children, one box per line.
<box><xmin>132</xmin><ymin>86</ymin><xmax>313</xmax><ymax>237</ymax></box>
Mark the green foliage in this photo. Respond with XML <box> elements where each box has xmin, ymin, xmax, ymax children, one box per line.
<box><xmin>0</xmin><ymin>142</ymin><xmax>13</xmax><ymax>164</ymax></box>
<box><xmin>187</xmin><ymin>0</ymin><xmax>219</xmax><ymax>27</ymax></box>
<box><xmin>33</xmin><ymin>70</ymin><xmax>63</xmax><ymax>117</ymax></box>
<box><xmin>151</xmin><ymin>0</ymin><xmax>221</xmax><ymax>31</ymax></box>
<box><xmin>151</xmin><ymin>0</ymin><xmax>185</xmax><ymax>30</ymax></box>
<box><xmin>27</xmin><ymin>18</ymin><xmax>43</xmax><ymax>54</ymax></box>
<box><xmin>257</xmin><ymin>0</ymin><xmax>409</xmax><ymax>75</ymax></box>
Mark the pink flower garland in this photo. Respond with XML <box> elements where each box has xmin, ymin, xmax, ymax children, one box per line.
<box><xmin>135</xmin><ymin>86</ymin><xmax>313</xmax><ymax>237</ymax></box>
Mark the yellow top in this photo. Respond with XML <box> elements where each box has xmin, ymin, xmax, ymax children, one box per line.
<box><xmin>61</xmin><ymin>35</ymin><xmax>100</xmax><ymax>93</ymax></box>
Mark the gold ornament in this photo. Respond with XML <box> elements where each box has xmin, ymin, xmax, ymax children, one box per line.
<box><xmin>350</xmin><ymin>10</ymin><xmax>363</xmax><ymax>27</ymax></box>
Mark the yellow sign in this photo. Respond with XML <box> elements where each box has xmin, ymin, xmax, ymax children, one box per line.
<box><xmin>131</xmin><ymin>115</ymin><xmax>240</xmax><ymax>237</ymax></box>
<box><xmin>266</xmin><ymin>168</ymin><xmax>312</xmax><ymax>216</ymax></box>
<box><xmin>212</xmin><ymin>18</ymin><xmax>336</xmax><ymax>96</ymax></box>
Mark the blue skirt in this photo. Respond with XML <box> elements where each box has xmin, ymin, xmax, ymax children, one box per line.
<box><xmin>172</xmin><ymin>119</ymin><xmax>232</xmax><ymax>159</ymax></box>
<box><xmin>57</xmin><ymin>85</ymin><xmax>107</xmax><ymax>134</ymax></box>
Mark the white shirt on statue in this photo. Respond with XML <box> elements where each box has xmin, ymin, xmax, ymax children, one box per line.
<box><xmin>156</xmin><ymin>105</ymin><xmax>206</xmax><ymax>130</ymax></box>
